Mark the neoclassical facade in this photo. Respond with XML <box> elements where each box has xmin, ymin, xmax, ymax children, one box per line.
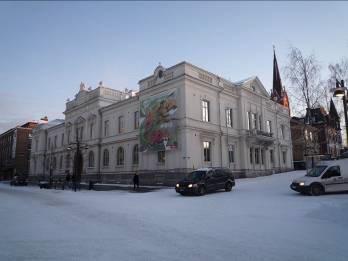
<box><xmin>29</xmin><ymin>62</ymin><xmax>293</xmax><ymax>185</ymax></box>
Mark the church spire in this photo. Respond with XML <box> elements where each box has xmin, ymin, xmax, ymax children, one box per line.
<box><xmin>271</xmin><ymin>47</ymin><xmax>283</xmax><ymax>101</ymax></box>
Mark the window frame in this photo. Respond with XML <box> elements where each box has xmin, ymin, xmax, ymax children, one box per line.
<box><xmin>88</xmin><ymin>151</ymin><xmax>95</xmax><ymax>168</ymax></box>
<box><xmin>117</xmin><ymin>147</ymin><xmax>125</xmax><ymax>166</ymax></box>
<box><xmin>134</xmin><ymin>111</ymin><xmax>139</xmax><ymax>130</ymax></box>
<box><xmin>226</xmin><ymin>108</ymin><xmax>233</xmax><ymax>128</ymax></box>
<box><xmin>202</xmin><ymin>100</ymin><xmax>210</xmax><ymax>122</ymax></box>
<box><xmin>103</xmin><ymin>149</ymin><xmax>109</xmax><ymax>167</ymax></box>
<box><xmin>132</xmin><ymin>144</ymin><xmax>139</xmax><ymax>165</ymax></box>
<box><xmin>118</xmin><ymin>116</ymin><xmax>125</xmax><ymax>134</ymax></box>
<box><xmin>203</xmin><ymin>141</ymin><xmax>211</xmax><ymax>162</ymax></box>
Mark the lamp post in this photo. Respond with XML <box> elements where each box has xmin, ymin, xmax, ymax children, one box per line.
<box><xmin>332</xmin><ymin>80</ymin><xmax>348</xmax><ymax>146</ymax></box>
<box><xmin>67</xmin><ymin>128</ymin><xmax>88</xmax><ymax>192</ymax></box>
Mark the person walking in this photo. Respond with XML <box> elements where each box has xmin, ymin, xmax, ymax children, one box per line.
<box><xmin>133</xmin><ymin>172</ymin><xmax>139</xmax><ymax>190</ymax></box>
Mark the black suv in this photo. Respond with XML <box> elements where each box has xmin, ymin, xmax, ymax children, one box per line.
<box><xmin>175</xmin><ymin>168</ymin><xmax>235</xmax><ymax>196</ymax></box>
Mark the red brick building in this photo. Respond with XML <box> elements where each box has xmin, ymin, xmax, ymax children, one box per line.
<box><xmin>305</xmin><ymin>102</ymin><xmax>342</xmax><ymax>158</ymax></box>
<box><xmin>0</xmin><ymin>122</ymin><xmax>38</xmax><ymax>180</ymax></box>
<box><xmin>290</xmin><ymin>117</ymin><xmax>320</xmax><ymax>169</ymax></box>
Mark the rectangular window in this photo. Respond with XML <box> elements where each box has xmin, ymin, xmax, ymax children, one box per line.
<box><xmin>202</xmin><ymin>100</ymin><xmax>210</xmax><ymax>122</ymax></box>
<box><xmin>104</xmin><ymin>120</ymin><xmax>109</xmax><ymax>137</ymax></box>
<box><xmin>61</xmin><ymin>133</ymin><xmax>64</xmax><ymax>146</ymax></box>
<box><xmin>283</xmin><ymin>151</ymin><xmax>287</xmax><ymax>164</ymax></box>
<box><xmin>226</xmin><ymin>109</ymin><xmax>233</xmax><ymax>127</ymax></box>
<box><xmin>90</xmin><ymin>123</ymin><xmax>93</xmax><ymax>138</ymax></box>
<box><xmin>252</xmin><ymin>113</ymin><xmax>257</xmax><ymax>129</ymax></box>
<box><xmin>203</xmin><ymin>141</ymin><xmax>211</xmax><ymax>162</ymax></box>
<box><xmin>281</xmin><ymin>125</ymin><xmax>285</xmax><ymax>139</ymax></box>
<box><xmin>79</xmin><ymin>127</ymin><xmax>83</xmax><ymax>140</ymax></box>
<box><xmin>48</xmin><ymin>138</ymin><xmax>51</xmax><ymax>150</ymax></box>
<box><xmin>250</xmin><ymin>147</ymin><xmax>253</xmax><ymax>164</ymax></box>
<box><xmin>255</xmin><ymin>148</ymin><xmax>260</xmax><ymax>164</ymax></box>
<box><xmin>54</xmin><ymin>136</ymin><xmax>57</xmax><ymax>148</ymax></box>
<box><xmin>35</xmin><ymin>140</ymin><xmax>39</xmax><ymax>152</ymax></box>
<box><xmin>266</xmin><ymin>121</ymin><xmax>272</xmax><ymax>134</ymax></box>
<box><xmin>158</xmin><ymin>151</ymin><xmax>165</xmax><ymax>163</ymax></box>
<box><xmin>270</xmin><ymin>150</ymin><xmax>274</xmax><ymax>164</ymax></box>
<box><xmin>228</xmin><ymin>145</ymin><xmax>234</xmax><ymax>163</ymax></box>
<box><xmin>247</xmin><ymin>112</ymin><xmax>251</xmax><ymax>130</ymax></box>
<box><xmin>119</xmin><ymin>116</ymin><xmax>125</xmax><ymax>133</ymax></box>
<box><xmin>134</xmin><ymin>111</ymin><xmax>139</xmax><ymax>129</ymax></box>
<box><xmin>67</xmin><ymin>130</ymin><xmax>70</xmax><ymax>144</ymax></box>
<box><xmin>261</xmin><ymin>149</ymin><xmax>265</xmax><ymax>165</ymax></box>
<box><xmin>259</xmin><ymin>115</ymin><xmax>262</xmax><ymax>130</ymax></box>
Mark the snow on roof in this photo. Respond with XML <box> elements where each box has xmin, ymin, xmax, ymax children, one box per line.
<box><xmin>37</xmin><ymin>119</ymin><xmax>65</xmax><ymax>130</ymax></box>
<box><xmin>233</xmin><ymin>76</ymin><xmax>256</xmax><ymax>86</ymax></box>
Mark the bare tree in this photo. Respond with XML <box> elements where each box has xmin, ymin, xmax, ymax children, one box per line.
<box><xmin>284</xmin><ymin>47</ymin><xmax>326</xmax><ymax>116</ymax></box>
<box><xmin>328</xmin><ymin>57</ymin><xmax>348</xmax><ymax>87</ymax></box>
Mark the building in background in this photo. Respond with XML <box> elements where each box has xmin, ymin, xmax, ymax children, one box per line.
<box><xmin>29</xmin><ymin>61</ymin><xmax>293</xmax><ymax>185</ymax></box>
<box><xmin>290</xmin><ymin>117</ymin><xmax>320</xmax><ymax>169</ymax></box>
<box><xmin>305</xmin><ymin>100</ymin><xmax>342</xmax><ymax>159</ymax></box>
<box><xmin>0</xmin><ymin>121</ymin><xmax>40</xmax><ymax>180</ymax></box>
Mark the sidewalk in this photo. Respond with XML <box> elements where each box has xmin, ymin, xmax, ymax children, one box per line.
<box><xmin>87</xmin><ymin>183</ymin><xmax>169</xmax><ymax>193</ymax></box>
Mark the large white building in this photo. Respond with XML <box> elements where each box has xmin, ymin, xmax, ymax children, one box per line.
<box><xmin>29</xmin><ymin>62</ymin><xmax>293</xmax><ymax>185</ymax></box>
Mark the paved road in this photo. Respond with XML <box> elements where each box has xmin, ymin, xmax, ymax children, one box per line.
<box><xmin>1</xmin><ymin>172</ymin><xmax>348</xmax><ymax>261</ymax></box>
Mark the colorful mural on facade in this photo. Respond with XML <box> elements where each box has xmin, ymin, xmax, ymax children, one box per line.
<box><xmin>139</xmin><ymin>89</ymin><xmax>178</xmax><ymax>152</ymax></box>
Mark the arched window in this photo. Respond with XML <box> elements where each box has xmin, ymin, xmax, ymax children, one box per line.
<box><xmin>117</xmin><ymin>147</ymin><xmax>124</xmax><ymax>166</ymax></box>
<box><xmin>103</xmin><ymin>149</ymin><xmax>109</xmax><ymax>167</ymax></box>
<box><xmin>132</xmin><ymin>144</ymin><xmax>139</xmax><ymax>165</ymax></box>
<box><xmin>88</xmin><ymin>151</ymin><xmax>95</xmax><ymax>168</ymax></box>
<box><xmin>59</xmin><ymin>155</ymin><xmax>63</xmax><ymax>169</ymax></box>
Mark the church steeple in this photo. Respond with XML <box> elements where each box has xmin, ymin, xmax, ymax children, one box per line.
<box><xmin>271</xmin><ymin>47</ymin><xmax>290</xmax><ymax>113</ymax></box>
<box><xmin>271</xmin><ymin>47</ymin><xmax>282</xmax><ymax>101</ymax></box>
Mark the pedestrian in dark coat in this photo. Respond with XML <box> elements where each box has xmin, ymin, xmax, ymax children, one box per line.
<box><xmin>133</xmin><ymin>172</ymin><xmax>139</xmax><ymax>190</ymax></box>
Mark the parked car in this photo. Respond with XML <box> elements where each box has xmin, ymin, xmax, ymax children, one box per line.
<box><xmin>340</xmin><ymin>151</ymin><xmax>348</xmax><ymax>159</ymax></box>
<box><xmin>175</xmin><ymin>167</ymin><xmax>235</xmax><ymax>196</ymax></box>
<box><xmin>10</xmin><ymin>176</ymin><xmax>28</xmax><ymax>186</ymax></box>
<box><xmin>290</xmin><ymin>159</ymin><xmax>348</xmax><ymax>196</ymax></box>
<box><xmin>39</xmin><ymin>181</ymin><xmax>50</xmax><ymax>189</ymax></box>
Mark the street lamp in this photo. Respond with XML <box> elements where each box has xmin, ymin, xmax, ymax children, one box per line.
<box><xmin>332</xmin><ymin>80</ymin><xmax>348</xmax><ymax>146</ymax></box>
<box><xmin>67</xmin><ymin>128</ymin><xmax>88</xmax><ymax>192</ymax></box>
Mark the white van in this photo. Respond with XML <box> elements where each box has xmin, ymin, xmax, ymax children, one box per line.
<box><xmin>290</xmin><ymin>159</ymin><xmax>348</xmax><ymax>196</ymax></box>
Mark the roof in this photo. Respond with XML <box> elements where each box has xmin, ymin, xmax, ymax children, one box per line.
<box><xmin>233</xmin><ymin>76</ymin><xmax>256</xmax><ymax>86</ymax></box>
<box><xmin>36</xmin><ymin>119</ymin><xmax>65</xmax><ymax>130</ymax></box>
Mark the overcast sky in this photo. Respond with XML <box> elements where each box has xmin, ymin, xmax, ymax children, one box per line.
<box><xmin>1</xmin><ymin>1</ymin><xmax>348</xmax><ymax>133</ymax></box>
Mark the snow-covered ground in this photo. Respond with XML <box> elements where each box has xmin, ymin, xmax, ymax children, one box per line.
<box><xmin>1</xmin><ymin>170</ymin><xmax>348</xmax><ymax>261</ymax></box>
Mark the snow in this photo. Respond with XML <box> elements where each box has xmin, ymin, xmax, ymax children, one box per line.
<box><xmin>1</xmin><ymin>170</ymin><xmax>348</xmax><ymax>261</ymax></box>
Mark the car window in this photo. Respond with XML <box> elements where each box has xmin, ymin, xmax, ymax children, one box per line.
<box><xmin>322</xmin><ymin>166</ymin><xmax>341</xmax><ymax>179</ymax></box>
<box><xmin>213</xmin><ymin>169</ymin><xmax>224</xmax><ymax>177</ymax></box>
<box><xmin>207</xmin><ymin>170</ymin><xmax>214</xmax><ymax>177</ymax></box>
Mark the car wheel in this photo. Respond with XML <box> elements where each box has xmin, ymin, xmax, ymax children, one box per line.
<box><xmin>225</xmin><ymin>182</ymin><xmax>232</xmax><ymax>192</ymax></box>
<box><xmin>198</xmin><ymin>186</ymin><xmax>206</xmax><ymax>196</ymax></box>
<box><xmin>311</xmin><ymin>184</ymin><xmax>324</xmax><ymax>196</ymax></box>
